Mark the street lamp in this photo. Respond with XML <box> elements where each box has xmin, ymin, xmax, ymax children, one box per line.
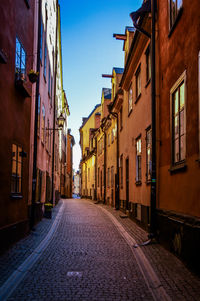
<box><xmin>45</xmin><ymin>112</ymin><xmax>65</xmax><ymax>132</ymax></box>
<box><xmin>57</xmin><ymin>112</ymin><xmax>65</xmax><ymax>129</ymax></box>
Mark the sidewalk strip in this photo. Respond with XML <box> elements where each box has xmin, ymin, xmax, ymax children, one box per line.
<box><xmin>98</xmin><ymin>205</ymin><xmax>171</xmax><ymax>301</ymax></box>
<box><xmin>0</xmin><ymin>202</ymin><xmax>64</xmax><ymax>301</ymax></box>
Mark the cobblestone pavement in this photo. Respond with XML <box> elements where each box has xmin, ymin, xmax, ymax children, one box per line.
<box><xmin>0</xmin><ymin>198</ymin><xmax>200</xmax><ymax>301</ymax></box>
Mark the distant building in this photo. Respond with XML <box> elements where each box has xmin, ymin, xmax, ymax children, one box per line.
<box><xmin>79</xmin><ymin>104</ymin><xmax>101</xmax><ymax>199</ymax></box>
<box><xmin>73</xmin><ymin>171</ymin><xmax>81</xmax><ymax>196</ymax></box>
<box><xmin>65</xmin><ymin>129</ymin><xmax>75</xmax><ymax>198</ymax></box>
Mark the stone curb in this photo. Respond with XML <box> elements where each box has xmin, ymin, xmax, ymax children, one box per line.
<box><xmin>0</xmin><ymin>201</ymin><xmax>64</xmax><ymax>301</ymax></box>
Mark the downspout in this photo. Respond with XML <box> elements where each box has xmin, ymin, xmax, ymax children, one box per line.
<box><xmin>51</xmin><ymin>0</ymin><xmax>58</xmax><ymax>205</ymax></box>
<box><xmin>116</xmin><ymin>114</ymin><xmax>119</xmax><ymax>210</ymax></box>
<box><xmin>30</xmin><ymin>0</ymin><xmax>41</xmax><ymax>229</ymax></box>
<box><xmin>103</xmin><ymin>129</ymin><xmax>107</xmax><ymax>204</ymax></box>
<box><xmin>110</xmin><ymin>112</ymin><xmax>119</xmax><ymax>210</ymax></box>
<box><xmin>150</xmin><ymin>0</ymin><xmax>157</xmax><ymax>237</ymax></box>
<box><xmin>94</xmin><ymin>137</ymin><xmax>97</xmax><ymax>200</ymax></box>
<box><xmin>130</xmin><ymin>0</ymin><xmax>157</xmax><ymax>239</ymax></box>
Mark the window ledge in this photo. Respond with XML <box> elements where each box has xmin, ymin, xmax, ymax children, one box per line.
<box><xmin>145</xmin><ymin>79</ymin><xmax>151</xmax><ymax>88</ymax></box>
<box><xmin>135</xmin><ymin>181</ymin><xmax>142</xmax><ymax>186</ymax></box>
<box><xmin>10</xmin><ymin>194</ymin><xmax>23</xmax><ymax>199</ymax></box>
<box><xmin>168</xmin><ymin>7</ymin><xmax>183</xmax><ymax>38</ymax></box>
<box><xmin>135</xmin><ymin>93</ymin><xmax>141</xmax><ymax>104</ymax></box>
<box><xmin>128</xmin><ymin>108</ymin><xmax>133</xmax><ymax>117</ymax></box>
<box><xmin>169</xmin><ymin>161</ymin><xmax>187</xmax><ymax>174</ymax></box>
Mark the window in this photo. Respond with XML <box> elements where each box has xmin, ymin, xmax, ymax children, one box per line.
<box><xmin>199</xmin><ymin>52</ymin><xmax>200</xmax><ymax>159</ymax></box>
<box><xmin>120</xmin><ymin>154</ymin><xmax>123</xmax><ymax>188</ymax></box>
<box><xmin>111</xmin><ymin>128</ymin><xmax>114</xmax><ymax>144</ymax></box>
<box><xmin>48</xmin><ymin>65</ymin><xmax>51</xmax><ymax>96</ymax></box>
<box><xmin>136</xmin><ymin>65</ymin><xmax>141</xmax><ymax>100</ymax></box>
<box><xmin>146</xmin><ymin>45</ymin><xmax>151</xmax><ymax>83</ymax></box>
<box><xmin>44</xmin><ymin>39</ymin><xmax>47</xmax><ymax>79</ymax></box>
<box><xmin>11</xmin><ymin>144</ymin><xmax>22</xmax><ymax>194</ymax></box>
<box><xmin>107</xmin><ymin>168</ymin><xmax>110</xmax><ymax>187</ymax></box>
<box><xmin>108</xmin><ymin>133</ymin><xmax>110</xmax><ymax>146</ymax></box>
<box><xmin>136</xmin><ymin>137</ymin><xmax>142</xmax><ymax>182</ymax></box>
<box><xmin>120</xmin><ymin>106</ymin><xmax>123</xmax><ymax>130</ymax></box>
<box><xmin>111</xmin><ymin>166</ymin><xmax>114</xmax><ymax>188</ymax></box>
<box><xmin>15</xmin><ymin>37</ymin><xmax>26</xmax><ymax>75</ymax></box>
<box><xmin>46</xmin><ymin>119</ymin><xmax>49</xmax><ymax>150</ymax></box>
<box><xmin>51</xmin><ymin>76</ymin><xmax>53</xmax><ymax>106</ymax></box>
<box><xmin>169</xmin><ymin>0</ymin><xmax>183</xmax><ymax>29</ymax></box>
<box><xmin>146</xmin><ymin>128</ymin><xmax>152</xmax><ymax>181</ymax></box>
<box><xmin>102</xmin><ymin>165</ymin><xmax>104</xmax><ymax>186</ymax></box>
<box><xmin>24</xmin><ymin>0</ymin><xmax>30</xmax><ymax>8</ymax></box>
<box><xmin>42</xmin><ymin>105</ymin><xmax>45</xmax><ymax>143</ymax></box>
<box><xmin>98</xmin><ymin>167</ymin><xmax>100</xmax><ymax>187</ymax></box>
<box><xmin>40</xmin><ymin>21</ymin><xmax>43</xmax><ymax>62</ymax></box>
<box><xmin>171</xmin><ymin>77</ymin><xmax>185</xmax><ymax>164</ymax></box>
<box><xmin>128</xmin><ymin>85</ymin><xmax>133</xmax><ymax>114</ymax></box>
<box><xmin>37</xmin><ymin>95</ymin><xmax>41</xmax><ymax>133</ymax></box>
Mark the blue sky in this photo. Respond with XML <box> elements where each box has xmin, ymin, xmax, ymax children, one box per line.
<box><xmin>59</xmin><ymin>0</ymin><xmax>142</xmax><ymax>171</ymax></box>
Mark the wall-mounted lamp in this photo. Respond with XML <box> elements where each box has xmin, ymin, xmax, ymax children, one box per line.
<box><xmin>45</xmin><ymin>112</ymin><xmax>65</xmax><ymax>132</ymax></box>
<box><xmin>57</xmin><ymin>112</ymin><xmax>65</xmax><ymax>129</ymax></box>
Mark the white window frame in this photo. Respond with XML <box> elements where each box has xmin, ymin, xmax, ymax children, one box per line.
<box><xmin>199</xmin><ymin>52</ymin><xmax>200</xmax><ymax>159</ymax></box>
<box><xmin>128</xmin><ymin>85</ymin><xmax>133</xmax><ymax>114</ymax></box>
<box><xmin>170</xmin><ymin>70</ymin><xmax>187</xmax><ymax>165</ymax></box>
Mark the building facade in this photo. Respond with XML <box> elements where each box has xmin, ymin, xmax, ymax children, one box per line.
<box><xmin>79</xmin><ymin>0</ymin><xmax>200</xmax><ymax>273</ymax></box>
<box><xmin>79</xmin><ymin>104</ymin><xmax>101</xmax><ymax>199</ymax></box>
<box><xmin>0</xmin><ymin>0</ymin><xmax>70</xmax><ymax>250</ymax></box>
<box><xmin>65</xmin><ymin>129</ymin><xmax>75</xmax><ymax>198</ymax></box>
<box><xmin>0</xmin><ymin>0</ymin><xmax>35</xmax><ymax>248</ymax></box>
<box><xmin>157</xmin><ymin>0</ymin><xmax>200</xmax><ymax>273</ymax></box>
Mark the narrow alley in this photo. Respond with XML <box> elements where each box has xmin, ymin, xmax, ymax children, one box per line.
<box><xmin>0</xmin><ymin>199</ymin><xmax>200</xmax><ymax>301</ymax></box>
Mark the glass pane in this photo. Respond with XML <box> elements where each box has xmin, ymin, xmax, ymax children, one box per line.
<box><xmin>138</xmin><ymin>156</ymin><xmax>141</xmax><ymax>180</ymax></box>
<box><xmin>18</xmin><ymin>162</ymin><xmax>22</xmax><ymax>177</ymax></box>
<box><xmin>177</xmin><ymin>0</ymin><xmax>182</xmax><ymax>10</ymax></box>
<box><xmin>180</xmin><ymin>82</ymin><xmax>185</xmax><ymax>109</ymax></box>
<box><xmin>171</xmin><ymin>0</ymin><xmax>176</xmax><ymax>25</ymax></box>
<box><xmin>136</xmin><ymin>155</ymin><xmax>138</xmax><ymax>180</ymax></box>
<box><xmin>12</xmin><ymin>144</ymin><xmax>17</xmax><ymax>159</ymax></box>
<box><xmin>180</xmin><ymin>109</ymin><xmax>184</xmax><ymax>135</ymax></box>
<box><xmin>174</xmin><ymin>138</ymin><xmax>179</xmax><ymax>163</ymax></box>
<box><xmin>148</xmin><ymin>54</ymin><xmax>151</xmax><ymax>79</ymax></box>
<box><xmin>174</xmin><ymin>90</ymin><xmax>179</xmax><ymax>114</ymax></box>
<box><xmin>15</xmin><ymin>54</ymin><xmax>20</xmax><ymax>71</ymax></box>
<box><xmin>16</xmin><ymin>38</ymin><xmax>20</xmax><ymax>53</ymax></box>
<box><xmin>180</xmin><ymin>135</ymin><xmax>185</xmax><ymax>161</ymax></box>
<box><xmin>174</xmin><ymin>115</ymin><xmax>179</xmax><ymax>138</ymax></box>
<box><xmin>18</xmin><ymin>147</ymin><xmax>22</xmax><ymax>162</ymax></box>
<box><xmin>138</xmin><ymin>72</ymin><xmax>141</xmax><ymax>94</ymax></box>
<box><xmin>11</xmin><ymin>176</ymin><xmax>16</xmax><ymax>193</ymax></box>
<box><xmin>18</xmin><ymin>177</ymin><xmax>22</xmax><ymax>193</ymax></box>
<box><xmin>12</xmin><ymin>160</ymin><xmax>17</xmax><ymax>174</ymax></box>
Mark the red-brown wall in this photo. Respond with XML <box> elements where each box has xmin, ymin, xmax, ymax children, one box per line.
<box><xmin>158</xmin><ymin>0</ymin><xmax>200</xmax><ymax>216</ymax></box>
<box><xmin>0</xmin><ymin>0</ymin><xmax>34</xmax><ymax>248</ymax></box>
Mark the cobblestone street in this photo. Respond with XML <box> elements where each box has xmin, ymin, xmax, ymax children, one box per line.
<box><xmin>0</xmin><ymin>199</ymin><xmax>200</xmax><ymax>301</ymax></box>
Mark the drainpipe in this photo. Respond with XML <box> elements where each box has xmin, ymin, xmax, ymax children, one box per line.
<box><xmin>149</xmin><ymin>0</ymin><xmax>157</xmax><ymax>237</ymax></box>
<box><xmin>102</xmin><ymin>129</ymin><xmax>107</xmax><ymax>204</ymax></box>
<box><xmin>94</xmin><ymin>137</ymin><xmax>97</xmax><ymax>200</ymax></box>
<box><xmin>30</xmin><ymin>0</ymin><xmax>41</xmax><ymax>229</ymax></box>
<box><xmin>51</xmin><ymin>1</ymin><xmax>58</xmax><ymax>205</ymax></box>
<box><xmin>110</xmin><ymin>112</ymin><xmax>119</xmax><ymax>210</ymax></box>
